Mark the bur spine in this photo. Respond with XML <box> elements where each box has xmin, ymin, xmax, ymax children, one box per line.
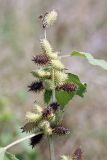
<box><xmin>45</xmin><ymin>10</ymin><xmax>57</xmax><ymax>27</ymax></box>
<box><xmin>26</xmin><ymin>112</ymin><xmax>41</xmax><ymax>122</ymax></box>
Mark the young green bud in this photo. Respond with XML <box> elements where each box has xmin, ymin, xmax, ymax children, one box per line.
<box><xmin>49</xmin><ymin>52</ymin><xmax>58</xmax><ymax>59</ymax></box>
<box><xmin>41</xmin><ymin>39</ymin><xmax>58</xmax><ymax>59</ymax></box>
<box><xmin>45</xmin><ymin>128</ymin><xmax>52</xmax><ymax>135</ymax></box>
<box><xmin>54</xmin><ymin>71</ymin><xmax>68</xmax><ymax>85</ymax></box>
<box><xmin>51</xmin><ymin>59</ymin><xmax>64</xmax><ymax>70</ymax></box>
<box><xmin>39</xmin><ymin>120</ymin><xmax>52</xmax><ymax>135</ymax></box>
<box><xmin>32</xmin><ymin>69</ymin><xmax>51</xmax><ymax>79</ymax></box>
<box><xmin>41</xmin><ymin>39</ymin><xmax>53</xmax><ymax>55</ymax></box>
<box><xmin>39</xmin><ymin>120</ymin><xmax>50</xmax><ymax>129</ymax></box>
<box><xmin>26</xmin><ymin>112</ymin><xmax>41</xmax><ymax>122</ymax></box>
<box><xmin>43</xmin><ymin>79</ymin><xmax>54</xmax><ymax>90</ymax></box>
<box><xmin>34</xmin><ymin>104</ymin><xmax>43</xmax><ymax>114</ymax></box>
<box><xmin>45</xmin><ymin>10</ymin><xmax>57</xmax><ymax>27</ymax></box>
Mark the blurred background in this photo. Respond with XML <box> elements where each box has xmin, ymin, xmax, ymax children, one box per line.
<box><xmin>0</xmin><ymin>0</ymin><xmax>107</xmax><ymax>160</ymax></box>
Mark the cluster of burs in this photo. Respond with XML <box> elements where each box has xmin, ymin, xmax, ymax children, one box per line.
<box><xmin>21</xmin><ymin>10</ymin><xmax>77</xmax><ymax>148</ymax></box>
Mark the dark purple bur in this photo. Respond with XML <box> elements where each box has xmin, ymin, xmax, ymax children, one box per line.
<box><xmin>49</xmin><ymin>102</ymin><xmax>60</xmax><ymax>112</ymax></box>
<box><xmin>28</xmin><ymin>81</ymin><xmax>43</xmax><ymax>92</ymax></box>
<box><xmin>30</xmin><ymin>133</ymin><xmax>43</xmax><ymax>148</ymax></box>
<box><xmin>42</xmin><ymin>107</ymin><xmax>53</xmax><ymax>118</ymax></box>
<box><xmin>53</xmin><ymin>125</ymin><xmax>70</xmax><ymax>135</ymax></box>
<box><xmin>73</xmin><ymin>148</ymin><xmax>83</xmax><ymax>160</ymax></box>
<box><xmin>57</xmin><ymin>83</ymin><xmax>77</xmax><ymax>92</ymax></box>
<box><xmin>32</xmin><ymin>54</ymin><xmax>49</xmax><ymax>65</ymax></box>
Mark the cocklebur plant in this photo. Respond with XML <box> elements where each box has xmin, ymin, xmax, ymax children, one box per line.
<box><xmin>1</xmin><ymin>10</ymin><xmax>107</xmax><ymax>160</ymax></box>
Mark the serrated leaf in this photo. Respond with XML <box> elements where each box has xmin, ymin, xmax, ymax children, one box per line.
<box><xmin>67</xmin><ymin>73</ymin><xmax>87</xmax><ymax>97</ymax></box>
<box><xmin>5</xmin><ymin>152</ymin><xmax>19</xmax><ymax>160</ymax></box>
<box><xmin>56</xmin><ymin>91</ymin><xmax>75</xmax><ymax>109</ymax></box>
<box><xmin>0</xmin><ymin>147</ymin><xmax>6</xmax><ymax>160</ymax></box>
<box><xmin>71</xmin><ymin>51</ymin><xmax>107</xmax><ymax>70</ymax></box>
<box><xmin>44</xmin><ymin>90</ymin><xmax>52</xmax><ymax>104</ymax></box>
<box><xmin>56</xmin><ymin>73</ymin><xmax>87</xmax><ymax>108</ymax></box>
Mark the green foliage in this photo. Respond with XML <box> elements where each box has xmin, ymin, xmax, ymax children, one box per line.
<box><xmin>71</xmin><ymin>51</ymin><xmax>107</xmax><ymax>70</ymax></box>
<box><xmin>67</xmin><ymin>73</ymin><xmax>87</xmax><ymax>97</ymax></box>
<box><xmin>0</xmin><ymin>148</ymin><xmax>6</xmax><ymax>160</ymax></box>
<box><xmin>44</xmin><ymin>90</ymin><xmax>52</xmax><ymax>104</ymax></box>
<box><xmin>5</xmin><ymin>152</ymin><xmax>19</xmax><ymax>160</ymax></box>
<box><xmin>56</xmin><ymin>73</ymin><xmax>87</xmax><ymax>108</ymax></box>
<box><xmin>56</xmin><ymin>90</ymin><xmax>75</xmax><ymax>109</ymax></box>
<box><xmin>43</xmin><ymin>73</ymin><xmax>87</xmax><ymax>108</ymax></box>
<box><xmin>0</xmin><ymin>147</ymin><xmax>19</xmax><ymax>160</ymax></box>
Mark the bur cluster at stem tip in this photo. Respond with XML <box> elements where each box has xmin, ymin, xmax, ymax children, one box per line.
<box><xmin>39</xmin><ymin>10</ymin><xmax>57</xmax><ymax>28</ymax></box>
<box><xmin>22</xmin><ymin>10</ymin><xmax>76</xmax><ymax>149</ymax></box>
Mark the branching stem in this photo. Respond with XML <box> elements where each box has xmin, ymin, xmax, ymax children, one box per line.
<box><xmin>48</xmin><ymin>135</ymin><xmax>55</xmax><ymax>160</ymax></box>
<box><xmin>48</xmin><ymin>68</ymin><xmax>56</xmax><ymax>160</ymax></box>
<box><xmin>4</xmin><ymin>132</ymin><xmax>42</xmax><ymax>150</ymax></box>
<box><xmin>60</xmin><ymin>54</ymin><xmax>70</xmax><ymax>59</ymax></box>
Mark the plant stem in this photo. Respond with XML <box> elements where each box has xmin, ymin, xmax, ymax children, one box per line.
<box><xmin>60</xmin><ymin>54</ymin><xmax>70</xmax><ymax>59</ymax></box>
<box><xmin>52</xmin><ymin>68</ymin><xmax>56</xmax><ymax>102</ymax></box>
<box><xmin>4</xmin><ymin>132</ymin><xmax>42</xmax><ymax>150</ymax></box>
<box><xmin>48</xmin><ymin>135</ymin><xmax>55</xmax><ymax>160</ymax></box>
<box><xmin>48</xmin><ymin>68</ymin><xmax>56</xmax><ymax>160</ymax></box>
<box><xmin>44</xmin><ymin>29</ymin><xmax>47</xmax><ymax>39</ymax></box>
<box><xmin>44</xmin><ymin>27</ymin><xmax>55</xmax><ymax>160</ymax></box>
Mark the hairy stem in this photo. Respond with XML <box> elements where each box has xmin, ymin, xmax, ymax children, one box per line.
<box><xmin>44</xmin><ymin>27</ymin><xmax>55</xmax><ymax>160</ymax></box>
<box><xmin>4</xmin><ymin>132</ymin><xmax>42</xmax><ymax>150</ymax></box>
<box><xmin>44</xmin><ymin>29</ymin><xmax>47</xmax><ymax>39</ymax></box>
<box><xmin>48</xmin><ymin>68</ymin><xmax>56</xmax><ymax>160</ymax></box>
<box><xmin>48</xmin><ymin>135</ymin><xmax>55</xmax><ymax>160</ymax></box>
<box><xmin>60</xmin><ymin>54</ymin><xmax>70</xmax><ymax>59</ymax></box>
<box><xmin>52</xmin><ymin>68</ymin><xmax>56</xmax><ymax>102</ymax></box>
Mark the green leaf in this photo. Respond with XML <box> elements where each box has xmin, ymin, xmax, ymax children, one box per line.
<box><xmin>5</xmin><ymin>153</ymin><xmax>19</xmax><ymax>160</ymax></box>
<box><xmin>0</xmin><ymin>148</ymin><xmax>6</xmax><ymax>160</ymax></box>
<box><xmin>56</xmin><ymin>91</ymin><xmax>75</xmax><ymax>110</ymax></box>
<box><xmin>71</xmin><ymin>51</ymin><xmax>107</xmax><ymax>70</ymax></box>
<box><xmin>56</xmin><ymin>73</ymin><xmax>87</xmax><ymax>108</ymax></box>
<box><xmin>56</xmin><ymin>91</ymin><xmax>75</xmax><ymax>109</ymax></box>
<box><xmin>5</xmin><ymin>152</ymin><xmax>19</xmax><ymax>160</ymax></box>
<box><xmin>67</xmin><ymin>73</ymin><xmax>87</xmax><ymax>97</ymax></box>
<box><xmin>44</xmin><ymin>90</ymin><xmax>52</xmax><ymax>104</ymax></box>
<box><xmin>0</xmin><ymin>148</ymin><xmax>20</xmax><ymax>160</ymax></box>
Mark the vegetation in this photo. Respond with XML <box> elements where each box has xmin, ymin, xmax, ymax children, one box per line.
<box><xmin>0</xmin><ymin>10</ymin><xmax>107</xmax><ymax>160</ymax></box>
